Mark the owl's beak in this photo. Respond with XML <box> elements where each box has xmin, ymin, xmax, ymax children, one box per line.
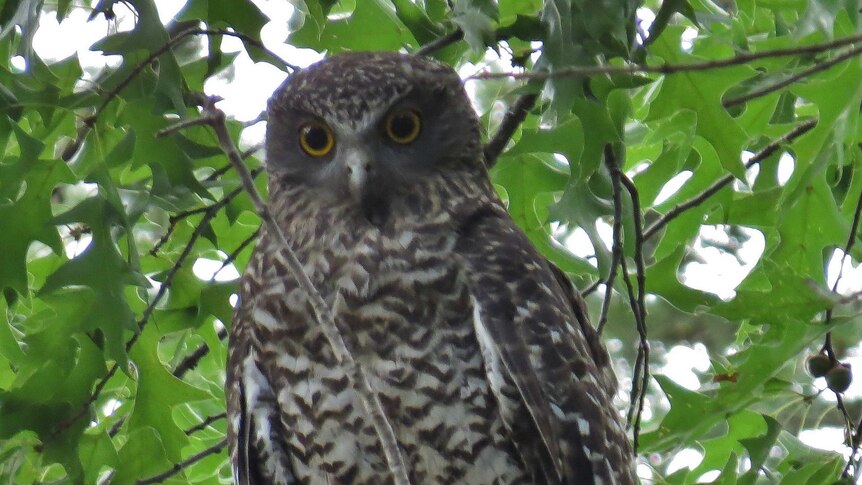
<box><xmin>342</xmin><ymin>147</ymin><xmax>389</xmax><ymax>227</ymax></box>
<box><xmin>344</xmin><ymin>148</ymin><xmax>371</xmax><ymax>200</ymax></box>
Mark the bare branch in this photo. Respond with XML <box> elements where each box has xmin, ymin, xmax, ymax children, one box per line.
<box><xmin>173</xmin><ymin>327</ymin><xmax>229</xmax><ymax>379</ymax></box>
<box><xmin>483</xmin><ymin>93</ymin><xmax>539</xmax><ymax>167</ymax></box>
<box><xmin>597</xmin><ymin>147</ymin><xmax>624</xmax><ymax>336</ymax></box>
<box><xmin>136</xmin><ymin>438</ymin><xmax>228</xmax><ymax>485</ymax></box>
<box><xmin>185</xmin><ymin>412</ymin><xmax>227</xmax><ymax>436</ymax></box>
<box><xmin>619</xmin><ymin>174</ymin><xmax>649</xmax><ymax>452</ymax></box>
<box><xmin>209</xmin><ymin>228</ymin><xmax>260</xmax><ymax>282</ymax></box>
<box><xmin>150</xmin><ymin>167</ymin><xmax>263</xmax><ymax>256</ymax></box>
<box><xmin>581</xmin><ymin>279</ymin><xmax>602</xmax><ymax>297</ymax></box>
<box><xmin>415</xmin><ymin>29</ymin><xmax>464</xmax><ymax>57</ymax></box>
<box><xmin>44</xmin><ymin>364</ymin><xmax>119</xmax><ymax>445</ymax></box>
<box><xmin>205</xmin><ymin>144</ymin><xmax>263</xmax><ymax>182</ymax></box>
<box><xmin>606</xmin><ymin>146</ymin><xmax>649</xmax><ymax>451</ymax></box>
<box><xmin>156</xmin><ymin>116</ymin><xmax>214</xmax><ymax>137</ymax></box>
<box><xmin>643</xmin><ymin>118</ymin><xmax>817</xmax><ymax>240</ymax></box>
<box><xmin>724</xmin><ymin>45</ymin><xmax>862</xmax><ymax>108</ymax></box>
<box><xmin>469</xmin><ymin>33</ymin><xmax>862</xmax><ymax>81</ymax></box>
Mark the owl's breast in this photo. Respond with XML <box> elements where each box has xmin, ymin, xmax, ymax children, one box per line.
<box><xmin>245</xmin><ymin>221</ymin><xmax>530</xmax><ymax>483</ymax></box>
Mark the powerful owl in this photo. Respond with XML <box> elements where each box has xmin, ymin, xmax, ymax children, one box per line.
<box><xmin>226</xmin><ymin>52</ymin><xmax>635</xmax><ymax>484</ymax></box>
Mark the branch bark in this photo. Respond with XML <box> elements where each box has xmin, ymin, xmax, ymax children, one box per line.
<box><xmin>483</xmin><ymin>93</ymin><xmax>539</xmax><ymax>167</ymax></box>
<box><xmin>137</xmin><ymin>438</ymin><xmax>228</xmax><ymax>485</ymax></box>
<box><xmin>470</xmin><ymin>33</ymin><xmax>862</xmax><ymax>81</ymax></box>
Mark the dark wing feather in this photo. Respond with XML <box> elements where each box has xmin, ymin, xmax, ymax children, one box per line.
<box><xmin>226</xmin><ymin>302</ymin><xmax>297</xmax><ymax>485</ymax></box>
<box><xmin>455</xmin><ymin>205</ymin><xmax>635</xmax><ymax>485</ymax></box>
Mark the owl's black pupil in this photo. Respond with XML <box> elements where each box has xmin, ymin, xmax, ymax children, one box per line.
<box><xmin>390</xmin><ymin>114</ymin><xmax>416</xmax><ymax>138</ymax></box>
<box><xmin>304</xmin><ymin>126</ymin><xmax>329</xmax><ymax>150</ymax></box>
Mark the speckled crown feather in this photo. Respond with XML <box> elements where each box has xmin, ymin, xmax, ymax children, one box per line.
<box><xmin>268</xmin><ymin>52</ymin><xmax>464</xmax><ymax>122</ymax></box>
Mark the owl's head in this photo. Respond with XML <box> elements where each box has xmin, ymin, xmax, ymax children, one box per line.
<box><xmin>265</xmin><ymin>52</ymin><xmax>484</xmax><ymax>226</ymax></box>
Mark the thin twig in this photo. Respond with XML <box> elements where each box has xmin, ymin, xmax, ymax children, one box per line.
<box><xmin>43</xmin><ymin>364</ymin><xmax>119</xmax><ymax>445</ymax></box>
<box><xmin>209</xmin><ymin>228</ymin><xmax>260</xmax><ymax>282</ymax></box>
<box><xmin>643</xmin><ymin>118</ymin><xmax>817</xmax><ymax>240</ymax></box>
<box><xmin>483</xmin><ymin>93</ymin><xmax>539</xmax><ymax>167</ymax></box>
<box><xmin>185</xmin><ymin>412</ymin><xmax>227</xmax><ymax>436</ymax></box>
<box><xmin>205</xmin><ymin>144</ymin><xmax>263</xmax><ymax>182</ymax></box>
<box><xmin>833</xmin><ymin>188</ymin><xmax>862</xmax><ymax>479</ymax></box>
<box><xmin>581</xmin><ymin>279</ymin><xmax>602</xmax><ymax>297</ymax></box>
<box><xmin>173</xmin><ymin>327</ymin><xmax>229</xmax><ymax>379</ymax></box>
<box><xmin>187</xmin><ymin>96</ymin><xmax>411</xmax><ymax>485</ymax></box>
<box><xmin>136</xmin><ymin>438</ymin><xmax>228</xmax><ymax>485</ymax></box>
<box><xmin>108</xmin><ymin>416</ymin><xmax>126</xmax><ymax>438</ymax></box>
<box><xmin>606</xmin><ymin>146</ymin><xmax>649</xmax><ymax>451</ymax></box>
<box><xmin>619</xmin><ymin>174</ymin><xmax>649</xmax><ymax>452</ymax></box>
<box><xmin>598</xmin><ymin>146</ymin><xmax>623</xmax><ymax>336</ymax></box>
<box><xmin>414</xmin><ymin>29</ymin><xmax>464</xmax><ymax>56</ymax></box>
<box><xmin>620</xmin><ymin>255</ymin><xmax>648</xmax><ymax>444</ymax></box>
<box><xmin>724</xmin><ymin>45</ymin><xmax>862</xmax><ymax>108</ymax></box>
<box><xmin>150</xmin><ymin>167</ymin><xmax>263</xmax><ymax>256</ymax></box>
<box><xmin>157</xmin><ymin>116</ymin><xmax>214</xmax><ymax>137</ymax></box>
<box><xmin>469</xmin><ymin>33</ymin><xmax>862</xmax><ymax>81</ymax></box>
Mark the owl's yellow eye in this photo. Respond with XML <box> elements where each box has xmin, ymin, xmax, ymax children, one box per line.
<box><xmin>385</xmin><ymin>110</ymin><xmax>421</xmax><ymax>144</ymax></box>
<box><xmin>299</xmin><ymin>122</ymin><xmax>334</xmax><ymax>157</ymax></box>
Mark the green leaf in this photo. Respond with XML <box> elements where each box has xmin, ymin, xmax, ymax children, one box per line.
<box><xmin>452</xmin><ymin>0</ymin><xmax>498</xmax><ymax>51</ymax></box>
<box><xmin>639</xmin><ymin>375</ymin><xmax>720</xmax><ymax>452</ymax></box>
<box><xmin>290</xmin><ymin>0</ymin><xmax>417</xmax><ymax>52</ymax></box>
<box><xmin>111</xmin><ymin>427</ymin><xmax>172</xmax><ymax>485</ymax></box>
<box><xmin>79</xmin><ymin>432</ymin><xmax>119</xmax><ymax>485</ymax></box>
<box><xmin>42</xmin><ymin>196</ymin><xmax>147</xmax><ymax>362</ymax></box>
<box><xmin>647</xmin><ymin>26</ymin><xmax>754</xmax><ymax>179</ymax></box>
<box><xmin>714</xmin><ymin>262</ymin><xmax>833</xmax><ymax>324</ymax></box>
<box><xmin>0</xmin><ymin>158</ymin><xmax>74</xmax><ymax>295</ymax></box>
<box><xmin>126</xmin><ymin>325</ymin><xmax>210</xmax><ymax>464</ymax></box>
<box><xmin>739</xmin><ymin>415</ymin><xmax>782</xmax><ymax>470</ymax></box>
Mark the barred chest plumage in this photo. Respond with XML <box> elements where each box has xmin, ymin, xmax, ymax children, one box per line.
<box><xmin>236</xmin><ymin>194</ymin><xmax>533</xmax><ymax>484</ymax></box>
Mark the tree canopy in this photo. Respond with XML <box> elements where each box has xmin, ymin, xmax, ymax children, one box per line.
<box><xmin>2</xmin><ymin>0</ymin><xmax>862</xmax><ymax>483</ymax></box>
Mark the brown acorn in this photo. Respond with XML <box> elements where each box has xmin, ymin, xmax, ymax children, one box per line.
<box><xmin>806</xmin><ymin>353</ymin><xmax>833</xmax><ymax>378</ymax></box>
<box><xmin>826</xmin><ymin>363</ymin><xmax>852</xmax><ymax>393</ymax></box>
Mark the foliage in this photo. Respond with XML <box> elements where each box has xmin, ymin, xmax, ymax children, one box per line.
<box><xmin>1</xmin><ymin>0</ymin><xmax>862</xmax><ymax>483</ymax></box>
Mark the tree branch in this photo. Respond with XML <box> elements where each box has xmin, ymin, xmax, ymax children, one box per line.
<box><xmin>597</xmin><ymin>147</ymin><xmax>624</xmax><ymax>336</ymax></box>
<box><xmin>724</xmin><ymin>45</ymin><xmax>862</xmax><ymax>108</ymax></box>
<box><xmin>173</xmin><ymin>327</ymin><xmax>229</xmax><ymax>380</ymax></box>
<box><xmin>618</xmin><ymin>174</ymin><xmax>649</xmax><ymax>452</ymax></box>
<box><xmin>605</xmin><ymin>146</ymin><xmax>649</xmax><ymax>452</ymax></box>
<box><xmin>136</xmin><ymin>438</ymin><xmax>228</xmax><ymax>485</ymax></box>
<box><xmin>185</xmin><ymin>412</ymin><xmax>227</xmax><ymax>436</ymax></box>
<box><xmin>150</xmin><ymin>167</ymin><xmax>263</xmax><ymax>256</ymax></box>
<box><xmin>414</xmin><ymin>29</ymin><xmax>464</xmax><ymax>57</ymax></box>
<box><xmin>469</xmin><ymin>33</ymin><xmax>862</xmax><ymax>81</ymax></box>
<box><xmin>483</xmin><ymin>93</ymin><xmax>539</xmax><ymax>167</ymax></box>
<box><xmin>209</xmin><ymin>228</ymin><xmax>260</xmax><ymax>282</ymax></box>
<box><xmin>643</xmin><ymin>118</ymin><xmax>817</xmax><ymax>240</ymax></box>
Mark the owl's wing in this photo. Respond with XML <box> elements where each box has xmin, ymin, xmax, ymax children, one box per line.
<box><xmin>454</xmin><ymin>206</ymin><xmax>633</xmax><ymax>485</ymax></box>
<box><xmin>226</xmin><ymin>301</ymin><xmax>297</xmax><ymax>485</ymax></box>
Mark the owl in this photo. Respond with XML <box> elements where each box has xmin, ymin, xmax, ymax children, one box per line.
<box><xmin>226</xmin><ymin>52</ymin><xmax>635</xmax><ymax>484</ymax></box>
